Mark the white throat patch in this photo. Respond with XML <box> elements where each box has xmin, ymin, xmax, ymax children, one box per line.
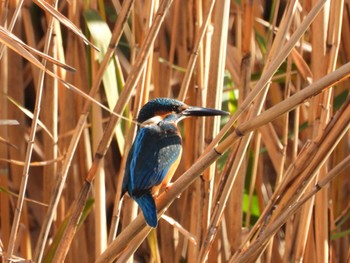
<box><xmin>141</xmin><ymin>115</ymin><xmax>163</xmax><ymax>127</ymax></box>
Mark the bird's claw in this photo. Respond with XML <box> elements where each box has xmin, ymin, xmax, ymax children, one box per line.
<box><xmin>165</xmin><ymin>182</ymin><xmax>173</xmax><ymax>192</ymax></box>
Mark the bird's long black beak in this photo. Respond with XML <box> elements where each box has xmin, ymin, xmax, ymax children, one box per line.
<box><xmin>181</xmin><ymin>106</ymin><xmax>229</xmax><ymax>117</ymax></box>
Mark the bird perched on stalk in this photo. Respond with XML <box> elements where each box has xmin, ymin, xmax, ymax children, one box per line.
<box><xmin>121</xmin><ymin>98</ymin><xmax>229</xmax><ymax>227</ymax></box>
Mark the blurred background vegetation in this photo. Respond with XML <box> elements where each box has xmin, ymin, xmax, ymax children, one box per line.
<box><xmin>0</xmin><ymin>0</ymin><xmax>349</xmax><ymax>262</ymax></box>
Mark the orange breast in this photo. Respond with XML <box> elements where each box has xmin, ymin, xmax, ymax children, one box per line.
<box><xmin>152</xmin><ymin>148</ymin><xmax>182</xmax><ymax>196</ymax></box>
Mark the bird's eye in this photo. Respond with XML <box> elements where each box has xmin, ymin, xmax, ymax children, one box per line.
<box><xmin>174</xmin><ymin>105</ymin><xmax>185</xmax><ymax>113</ymax></box>
<box><xmin>172</xmin><ymin>106</ymin><xmax>180</xmax><ymax>113</ymax></box>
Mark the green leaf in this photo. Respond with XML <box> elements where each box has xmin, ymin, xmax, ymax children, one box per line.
<box><xmin>331</xmin><ymin>228</ymin><xmax>350</xmax><ymax>240</ymax></box>
<box><xmin>147</xmin><ymin>229</ymin><xmax>161</xmax><ymax>262</ymax></box>
<box><xmin>333</xmin><ymin>89</ymin><xmax>349</xmax><ymax>111</ymax></box>
<box><xmin>84</xmin><ymin>9</ymin><xmax>125</xmax><ymax>154</ymax></box>
<box><xmin>242</xmin><ymin>192</ymin><xmax>260</xmax><ymax>218</ymax></box>
<box><xmin>42</xmin><ymin>198</ymin><xmax>94</xmax><ymax>263</ymax></box>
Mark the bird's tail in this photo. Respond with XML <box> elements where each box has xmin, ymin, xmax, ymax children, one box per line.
<box><xmin>134</xmin><ymin>193</ymin><xmax>158</xmax><ymax>227</ymax></box>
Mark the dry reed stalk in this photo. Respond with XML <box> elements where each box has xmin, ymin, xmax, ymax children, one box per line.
<box><xmin>108</xmin><ymin>83</ymin><xmax>140</xmax><ymax>242</ymax></box>
<box><xmin>41</xmin><ymin>25</ymin><xmax>59</xmax><ymax>263</ymax></box>
<box><xmin>96</xmin><ymin>147</ymin><xmax>224</xmax><ymax>262</ymax></box>
<box><xmin>194</xmin><ymin>0</ymin><xmax>204</xmax><ymax>92</ymax></box>
<box><xmin>164</xmin><ymin>0</ymin><xmax>180</xmax><ymax>90</ymax></box>
<box><xmin>250</xmin><ymin>96</ymin><xmax>346</xmax><ymax>260</ymax></box>
<box><xmin>52</xmin><ymin>1</ymin><xmax>173</xmax><ymax>261</ymax></box>
<box><xmin>101</xmin><ymin>58</ymin><xmax>349</xmax><ymax>260</ymax></box>
<box><xmin>231</xmin><ymin>144</ymin><xmax>350</xmax><ymax>263</ymax></box>
<box><xmin>4</xmin><ymin>11</ymin><xmax>29</xmax><ymax>260</ymax></box>
<box><xmin>258</xmin><ymin>123</ymin><xmax>283</xmax><ymax>172</ymax></box>
<box><xmin>311</xmin><ymin>0</ymin><xmax>344</xmax><ymax>259</ymax></box>
<box><xmin>225</xmin><ymin>5</ymin><xmax>251</xmax><ymax>252</ymax></box>
<box><xmin>0</xmin><ymin>27</ymin><xmax>11</xmax><ymax>255</ymax></box>
<box><xmin>245</xmin><ymin>132</ymin><xmax>261</xmax><ymax>227</ymax></box>
<box><xmin>203</xmin><ymin>0</ymin><xmax>228</xmax><ymax>188</ymax></box>
<box><xmin>291</xmin><ymin>0</ymin><xmax>328</xmax><ymax>259</ymax></box>
<box><xmin>6</xmin><ymin>1</ymin><xmax>59</xmax><ymax>259</ymax></box>
<box><xmin>33</xmin><ymin>1</ymin><xmax>134</xmax><ymax>261</ymax></box>
<box><xmin>216</xmin><ymin>61</ymin><xmax>350</xmax><ymax>261</ymax></box>
<box><xmin>165</xmin><ymin>1</ymin><xmax>214</xmax><ymax>258</ymax></box>
<box><xmin>199</xmin><ymin>133</ymin><xmax>254</xmax><ymax>262</ymax></box>
<box><xmin>117</xmin><ymin>4</ymin><xmax>155</xmax><ymax>249</ymax></box>
<box><xmin>91</xmin><ymin>91</ymin><xmax>107</xmax><ymax>256</ymax></box>
<box><xmin>187</xmin><ymin>0</ymin><xmax>225</xmax><ymax>261</ymax></box>
<box><xmin>276</xmin><ymin>56</ymin><xmax>292</xmax><ymax>185</ymax></box>
<box><xmin>205</xmin><ymin>0</ymin><xmax>327</xmax><ymax>155</ymax></box>
<box><xmin>21</xmin><ymin>5</ymin><xmax>40</xmax><ymax>87</ymax></box>
<box><xmin>108</xmin><ymin>64</ymin><xmax>139</xmax><ymax>245</ymax></box>
<box><xmin>0</xmin><ymin>26</ymin><xmax>75</xmax><ymax>73</ymax></box>
<box><xmin>117</xmin><ymin>2</ymin><xmax>155</xmax><ymax>260</ymax></box>
<box><xmin>177</xmin><ymin>0</ymin><xmax>217</xmax><ymax>101</ymax></box>
<box><xmin>236</xmin><ymin>63</ymin><xmax>350</xmax><ymax>136</ymax></box>
<box><xmin>33</xmin><ymin>0</ymin><xmax>98</xmax><ymax>50</ymax></box>
<box><xmin>259</xmin><ymin>97</ymin><xmax>349</xmax><ymax>258</ymax></box>
<box><xmin>1</xmin><ymin>0</ymin><xmax>349</xmax><ymax>262</ymax></box>
<box><xmin>0</xmin><ymin>0</ymin><xmax>24</xmax><ymax>58</ymax></box>
<box><xmin>290</xmin><ymin>48</ymin><xmax>313</xmax><ymax>83</ymax></box>
<box><xmin>115</xmin><ymin>227</ymin><xmax>153</xmax><ymax>263</ymax></box>
<box><xmin>198</xmin><ymin>2</ymin><xmax>326</xmax><ymax>258</ymax></box>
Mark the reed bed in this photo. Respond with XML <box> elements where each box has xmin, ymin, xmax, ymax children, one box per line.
<box><xmin>0</xmin><ymin>0</ymin><xmax>349</xmax><ymax>262</ymax></box>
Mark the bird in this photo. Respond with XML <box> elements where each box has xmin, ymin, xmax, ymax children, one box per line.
<box><xmin>121</xmin><ymin>98</ymin><xmax>229</xmax><ymax>227</ymax></box>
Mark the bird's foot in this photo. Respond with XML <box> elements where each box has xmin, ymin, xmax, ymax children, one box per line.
<box><xmin>165</xmin><ymin>183</ymin><xmax>173</xmax><ymax>192</ymax></box>
<box><xmin>165</xmin><ymin>183</ymin><xmax>181</xmax><ymax>198</ymax></box>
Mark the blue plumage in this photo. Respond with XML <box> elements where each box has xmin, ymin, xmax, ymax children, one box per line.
<box><xmin>122</xmin><ymin>118</ymin><xmax>182</xmax><ymax>227</ymax></box>
<box><xmin>121</xmin><ymin>98</ymin><xmax>229</xmax><ymax>227</ymax></box>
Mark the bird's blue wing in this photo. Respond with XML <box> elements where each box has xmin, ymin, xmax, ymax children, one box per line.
<box><xmin>121</xmin><ymin>142</ymin><xmax>135</xmax><ymax>196</ymax></box>
<box><xmin>125</xmin><ymin>124</ymin><xmax>181</xmax><ymax>197</ymax></box>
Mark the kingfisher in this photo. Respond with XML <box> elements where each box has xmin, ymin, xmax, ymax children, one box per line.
<box><xmin>121</xmin><ymin>98</ymin><xmax>229</xmax><ymax>227</ymax></box>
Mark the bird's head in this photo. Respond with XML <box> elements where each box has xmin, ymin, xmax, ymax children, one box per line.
<box><xmin>137</xmin><ymin>98</ymin><xmax>229</xmax><ymax>126</ymax></box>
